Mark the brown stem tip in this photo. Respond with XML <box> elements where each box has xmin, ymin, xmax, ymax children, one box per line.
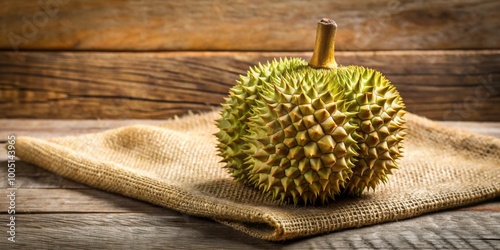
<box><xmin>308</xmin><ymin>18</ymin><xmax>338</xmax><ymax>69</ymax></box>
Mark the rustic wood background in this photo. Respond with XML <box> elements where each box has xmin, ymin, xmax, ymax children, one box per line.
<box><xmin>0</xmin><ymin>0</ymin><xmax>499</xmax><ymax>119</ymax></box>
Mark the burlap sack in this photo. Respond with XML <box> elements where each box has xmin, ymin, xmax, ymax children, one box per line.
<box><xmin>14</xmin><ymin>111</ymin><xmax>500</xmax><ymax>241</ymax></box>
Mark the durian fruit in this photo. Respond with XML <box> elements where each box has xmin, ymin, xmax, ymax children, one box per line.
<box><xmin>216</xmin><ymin>18</ymin><xmax>406</xmax><ymax>205</ymax></box>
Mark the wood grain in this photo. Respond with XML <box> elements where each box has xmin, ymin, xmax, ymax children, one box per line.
<box><xmin>0</xmin><ymin>213</ymin><xmax>276</xmax><ymax>249</ymax></box>
<box><xmin>0</xmin><ymin>161</ymin><xmax>86</xmax><ymax>189</ymax></box>
<box><xmin>1</xmin><ymin>188</ymin><xmax>498</xmax><ymax>214</ymax></box>
<box><xmin>0</xmin><ymin>188</ymin><xmax>167</xmax><ymax>213</ymax></box>
<box><xmin>0</xmin><ymin>0</ymin><xmax>498</xmax><ymax>51</ymax></box>
<box><xmin>0</xmin><ymin>212</ymin><xmax>497</xmax><ymax>249</ymax></box>
<box><xmin>285</xmin><ymin>212</ymin><xmax>500</xmax><ymax>249</ymax></box>
<box><xmin>1</xmin><ymin>50</ymin><xmax>499</xmax><ymax>120</ymax></box>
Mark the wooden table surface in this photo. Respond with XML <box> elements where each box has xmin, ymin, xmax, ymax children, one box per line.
<box><xmin>0</xmin><ymin>119</ymin><xmax>498</xmax><ymax>249</ymax></box>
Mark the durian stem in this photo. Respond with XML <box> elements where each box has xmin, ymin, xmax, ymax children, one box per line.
<box><xmin>308</xmin><ymin>18</ymin><xmax>338</xmax><ymax>69</ymax></box>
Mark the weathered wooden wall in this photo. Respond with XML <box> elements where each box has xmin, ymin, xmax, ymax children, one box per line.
<box><xmin>1</xmin><ymin>0</ymin><xmax>499</xmax><ymax>51</ymax></box>
<box><xmin>0</xmin><ymin>0</ymin><xmax>499</xmax><ymax>120</ymax></box>
<box><xmin>1</xmin><ymin>51</ymin><xmax>499</xmax><ymax>120</ymax></box>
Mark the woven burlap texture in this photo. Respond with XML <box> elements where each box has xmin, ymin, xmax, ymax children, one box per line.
<box><xmin>15</xmin><ymin>111</ymin><xmax>500</xmax><ymax>241</ymax></box>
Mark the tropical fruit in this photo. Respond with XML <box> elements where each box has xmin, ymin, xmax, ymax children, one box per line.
<box><xmin>216</xmin><ymin>18</ymin><xmax>406</xmax><ymax>205</ymax></box>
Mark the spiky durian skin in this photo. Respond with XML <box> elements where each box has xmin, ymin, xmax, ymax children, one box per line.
<box><xmin>216</xmin><ymin>58</ymin><xmax>308</xmax><ymax>183</ymax></box>
<box><xmin>243</xmin><ymin>69</ymin><xmax>360</xmax><ymax>205</ymax></box>
<box><xmin>216</xmin><ymin>58</ymin><xmax>406</xmax><ymax>205</ymax></box>
<box><xmin>338</xmin><ymin>67</ymin><xmax>406</xmax><ymax>196</ymax></box>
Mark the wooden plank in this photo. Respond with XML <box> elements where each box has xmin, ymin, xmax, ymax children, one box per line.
<box><xmin>0</xmin><ymin>188</ymin><xmax>168</xmax><ymax>213</ymax></box>
<box><xmin>0</xmin><ymin>161</ymin><xmax>85</xmax><ymax>189</ymax></box>
<box><xmin>1</xmin><ymin>188</ymin><xmax>497</xmax><ymax>214</ymax></box>
<box><xmin>0</xmin><ymin>0</ymin><xmax>499</xmax><ymax>51</ymax></box>
<box><xmin>285</xmin><ymin>211</ymin><xmax>500</xmax><ymax>249</ymax></box>
<box><xmin>1</xmin><ymin>50</ymin><xmax>499</xmax><ymax>120</ymax></box>
<box><xmin>0</xmin><ymin>213</ymin><xmax>277</xmax><ymax>249</ymax></box>
<box><xmin>0</xmin><ymin>212</ymin><xmax>497</xmax><ymax>248</ymax></box>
